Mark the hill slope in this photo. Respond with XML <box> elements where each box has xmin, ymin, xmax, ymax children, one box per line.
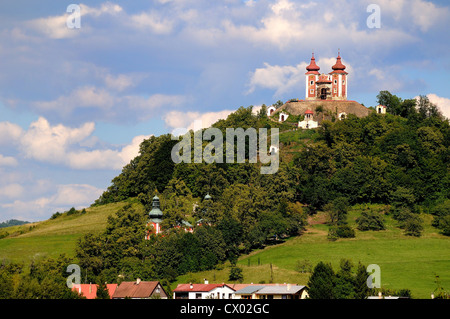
<box><xmin>0</xmin><ymin>201</ymin><xmax>129</xmax><ymax>263</ymax></box>
<box><xmin>173</xmin><ymin>206</ymin><xmax>450</xmax><ymax>299</ymax></box>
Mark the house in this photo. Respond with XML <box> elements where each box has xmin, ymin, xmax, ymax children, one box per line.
<box><xmin>232</xmin><ymin>284</ymin><xmax>309</xmax><ymax>300</ymax></box>
<box><xmin>375</xmin><ymin>104</ymin><xmax>387</xmax><ymax>114</ymax></box>
<box><xmin>112</xmin><ymin>279</ymin><xmax>168</xmax><ymax>299</ymax></box>
<box><xmin>72</xmin><ymin>283</ymin><xmax>117</xmax><ymax>299</ymax></box>
<box><xmin>278</xmin><ymin>112</ymin><xmax>289</xmax><ymax>122</ymax></box>
<box><xmin>267</xmin><ymin>105</ymin><xmax>277</xmax><ymax>116</ymax></box>
<box><xmin>173</xmin><ymin>280</ymin><xmax>235</xmax><ymax>299</ymax></box>
<box><xmin>298</xmin><ymin>109</ymin><xmax>319</xmax><ymax>129</ymax></box>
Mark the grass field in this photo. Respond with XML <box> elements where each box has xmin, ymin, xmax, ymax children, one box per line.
<box><xmin>0</xmin><ymin>201</ymin><xmax>127</xmax><ymax>263</ymax></box>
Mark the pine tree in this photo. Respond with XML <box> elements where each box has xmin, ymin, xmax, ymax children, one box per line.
<box><xmin>307</xmin><ymin>262</ymin><xmax>335</xmax><ymax>299</ymax></box>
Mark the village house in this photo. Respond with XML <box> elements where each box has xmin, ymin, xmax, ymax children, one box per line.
<box><xmin>173</xmin><ymin>280</ymin><xmax>235</xmax><ymax>299</ymax></box>
<box><xmin>72</xmin><ymin>283</ymin><xmax>117</xmax><ymax>299</ymax></box>
<box><xmin>231</xmin><ymin>283</ymin><xmax>309</xmax><ymax>300</ymax></box>
<box><xmin>112</xmin><ymin>279</ymin><xmax>168</xmax><ymax>299</ymax></box>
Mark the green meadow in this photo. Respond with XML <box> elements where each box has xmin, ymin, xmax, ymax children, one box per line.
<box><xmin>0</xmin><ymin>201</ymin><xmax>127</xmax><ymax>263</ymax></box>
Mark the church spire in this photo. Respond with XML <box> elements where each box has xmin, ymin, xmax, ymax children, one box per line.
<box><xmin>306</xmin><ymin>52</ymin><xmax>320</xmax><ymax>74</ymax></box>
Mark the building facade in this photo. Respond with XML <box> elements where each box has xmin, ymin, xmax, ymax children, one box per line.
<box><xmin>305</xmin><ymin>52</ymin><xmax>348</xmax><ymax>101</ymax></box>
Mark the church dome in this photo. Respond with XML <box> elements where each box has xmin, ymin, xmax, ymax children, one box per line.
<box><xmin>306</xmin><ymin>53</ymin><xmax>320</xmax><ymax>74</ymax></box>
<box><xmin>149</xmin><ymin>195</ymin><xmax>163</xmax><ymax>220</ymax></box>
<box><xmin>330</xmin><ymin>52</ymin><xmax>348</xmax><ymax>74</ymax></box>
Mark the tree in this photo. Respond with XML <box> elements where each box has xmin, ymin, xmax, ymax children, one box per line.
<box><xmin>307</xmin><ymin>262</ymin><xmax>335</xmax><ymax>299</ymax></box>
<box><xmin>333</xmin><ymin>259</ymin><xmax>355</xmax><ymax>299</ymax></box>
<box><xmin>96</xmin><ymin>281</ymin><xmax>110</xmax><ymax>299</ymax></box>
<box><xmin>356</xmin><ymin>210</ymin><xmax>385</xmax><ymax>231</ymax></box>
<box><xmin>354</xmin><ymin>262</ymin><xmax>370</xmax><ymax>299</ymax></box>
<box><xmin>228</xmin><ymin>265</ymin><xmax>244</xmax><ymax>282</ymax></box>
<box><xmin>403</xmin><ymin>214</ymin><xmax>424</xmax><ymax>237</ymax></box>
<box><xmin>376</xmin><ymin>90</ymin><xmax>402</xmax><ymax>115</ymax></box>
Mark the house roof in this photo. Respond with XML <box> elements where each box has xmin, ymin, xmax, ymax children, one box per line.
<box><xmin>174</xmin><ymin>283</ymin><xmax>232</xmax><ymax>292</ymax></box>
<box><xmin>255</xmin><ymin>285</ymin><xmax>306</xmax><ymax>295</ymax></box>
<box><xmin>112</xmin><ymin>281</ymin><xmax>161</xmax><ymax>298</ymax></box>
<box><xmin>234</xmin><ymin>286</ymin><xmax>265</xmax><ymax>294</ymax></box>
<box><xmin>72</xmin><ymin>283</ymin><xmax>117</xmax><ymax>299</ymax></box>
<box><xmin>233</xmin><ymin>284</ymin><xmax>306</xmax><ymax>295</ymax></box>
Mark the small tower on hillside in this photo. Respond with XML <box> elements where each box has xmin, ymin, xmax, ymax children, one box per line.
<box><xmin>145</xmin><ymin>195</ymin><xmax>163</xmax><ymax>238</ymax></box>
<box><xmin>305</xmin><ymin>53</ymin><xmax>320</xmax><ymax>100</ymax></box>
<box><xmin>329</xmin><ymin>50</ymin><xmax>348</xmax><ymax>100</ymax></box>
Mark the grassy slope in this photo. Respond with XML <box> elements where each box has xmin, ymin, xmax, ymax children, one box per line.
<box><xmin>173</xmin><ymin>205</ymin><xmax>450</xmax><ymax>299</ymax></box>
<box><xmin>0</xmin><ymin>201</ymin><xmax>128</xmax><ymax>263</ymax></box>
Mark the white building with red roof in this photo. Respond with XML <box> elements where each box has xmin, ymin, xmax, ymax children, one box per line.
<box><xmin>173</xmin><ymin>280</ymin><xmax>235</xmax><ymax>299</ymax></box>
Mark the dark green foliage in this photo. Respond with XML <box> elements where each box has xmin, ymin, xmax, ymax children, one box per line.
<box><xmin>0</xmin><ymin>219</ymin><xmax>30</xmax><ymax>228</ymax></box>
<box><xmin>307</xmin><ymin>260</ymin><xmax>370</xmax><ymax>299</ymax></box>
<box><xmin>307</xmin><ymin>261</ymin><xmax>335</xmax><ymax>299</ymax></box>
<box><xmin>356</xmin><ymin>210</ymin><xmax>386</xmax><ymax>231</ymax></box>
<box><xmin>431</xmin><ymin>200</ymin><xmax>450</xmax><ymax>236</ymax></box>
<box><xmin>228</xmin><ymin>265</ymin><xmax>244</xmax><ymax>282</ymax></box>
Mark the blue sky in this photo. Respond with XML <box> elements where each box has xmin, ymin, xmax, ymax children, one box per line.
<box><xmin>0</xmin><ymin>0</ymin><xmax>449</xmax><ymax>222</ymax></box>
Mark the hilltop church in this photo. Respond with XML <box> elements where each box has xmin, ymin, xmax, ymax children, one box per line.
<box><xmin>267</xmin><ymin>52</ymin><xmax>370</xmax><ymax>128</ymax></box>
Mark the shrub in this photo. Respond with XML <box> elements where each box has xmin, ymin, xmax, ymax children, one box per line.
<box><xmin>403</xmin><ymin>214</ymin><xmax>424</xmax><ymax>237</ymax></box>
<box><xmin>356</xmin><ymin>210</ymin><xmax>385</xmax><ymax>231</ymax></box>
<box><xmin>336</xmin><ymin>225</ymin><xmax>355</xmax><ymax>238</ymax></box>
<box><xmin>228</xmin><ymin>266</ymin><xmax>244</xmax><ymax>282</ymax></box>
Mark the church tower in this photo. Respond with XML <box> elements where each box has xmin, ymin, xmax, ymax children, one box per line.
<box><xmin>305</xmin><ymin>53</ymin><xmax>320</xmax><ymax>101</ymax></box>
<box><xmin>329</xmin><ymin>51</ymin><xmax>348</xmax><ymax>100</ymax></box>
<box><xmin>145</xmin><ymin>194</ymin><xmax>163</xmax><ymax>239</ymax></box>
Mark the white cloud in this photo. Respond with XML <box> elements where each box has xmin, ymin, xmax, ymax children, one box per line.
<box><xmin>129</xmin><ymin>11</ymin><xmax>175</xmax><ymax>34</ymax></box>
<box><xmin>164</xmin><ymin>109</ymin><xmax>234</xmax><ymax>132</ymax></box>
<box><xmin>0</xmin><ymin>183</ymin><xmax>24</xmax><ymax>199</ymax></box>
<box><xmin>0</xmin><ymin>154</ymin><xmax>18</xmax><ymax>167</ymax></box>
<box><xmin>27</xmin><ymin>2</ymin><xmax>124</xmax><ymax>39</ymax></box>
<box><xmin>0</xmin><ymin>122</ymin><xmax>24</xmax><ymax>145</ymax></box>
<box><xmin>372</xmin><ymin>0</ymin><xmax>449</xmax><ymax>32</ymax></box>
<box><xmin>0</xmin><ymin>183</ymin><xmax>104</xmax><ymax>221</ymax></box>
<box><xmin>32</xmin><ymin>85</ymin><xmax>185</xmax><ymax>123</ymax></box>
<box><xmin>17</xmin><ymin>117</ymin><xmax>151</xmax><ymax>170</ymax></box>
<box><xmin>426</xmin><ymin>94</ymin><xmax>450</xmax><ymax>119</ymax></box>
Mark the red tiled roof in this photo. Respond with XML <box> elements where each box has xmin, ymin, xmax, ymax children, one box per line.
<box><xmin>304</xmin><ymin>109</ymin><xmax>314</xmax><ymax>114</ymax></box>
<box><xmin>330</xmin><ymin>53</ymin><xmax>348</xmax><ymax>74</ymax></box>
<box><xmin>316</xmin><ymin>74</ymin><xmax>332</xmax><ymax>83</ymax></box>
<box><xmin>112</xmin><ymin>281</ymin><xmax>161</xmax><ymax>298</ymax></box>
<box><xmin>305</xmin><ymin>53</ymin><xmax>320</xmax><ymax>75</ymax></box>
<box><xmin>72</xmin><ymin>283</ymin><xmax>117</xmax><ymax>299</ymax></box>
<box><xmin>174</xmin><ymin>283</ymin><xmax>232</xmax><ymax>292</ymax></box>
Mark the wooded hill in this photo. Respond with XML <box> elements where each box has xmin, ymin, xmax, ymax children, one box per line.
<box><xmin>0</xmin><ymin>91</ymin><xmax>449</xmax><ymax>299</ymax></box>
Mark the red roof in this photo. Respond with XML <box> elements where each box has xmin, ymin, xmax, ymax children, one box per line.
<box><xmin>112</xmin><ymin>281</ymin><xmax>163</xmax><ymax>298</ymax></box>
<box><xmin>72</xmin><ymin>283</ymin><xmax>117</xmax><ymax>299</ymax></box>
<box><xmin>174</xmin><ymin>283</ymin><xmax>233</xmax><ymax>292</ymax></box>
<box><xmin>304</xmin><ymin>109</ymin><xmax>314</xmax><ymax>114</ymax></box>
<box><xmin>305</xmin><ymin>53</ymin><xmax>320</xmax><ymax>75</ymax></box>
<box><xmin>330</xmin><ymin>53</ymin><xmax>348</xmax><ymax>74</ymax></box>
<box><xmin>316</xmin><ymin>74</ymin><xmax>332</xmax><ymax>83</ymax></box>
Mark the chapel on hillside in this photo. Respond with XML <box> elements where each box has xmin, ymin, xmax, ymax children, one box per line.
<box><xmin>267</xmin><ymin>51</ymin><xmax>370</xmax><ymax>129</ymax></box>
<box><xmin>145</xmin><ymin>193</ymin><xmax>199</xmax><ymax>238</ymax></box>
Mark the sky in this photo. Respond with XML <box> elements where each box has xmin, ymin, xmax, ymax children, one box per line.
<box><xmin>0</xmin><ymin>0</ymin><xmax>449</xmax><ymax>222</ymax></box>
